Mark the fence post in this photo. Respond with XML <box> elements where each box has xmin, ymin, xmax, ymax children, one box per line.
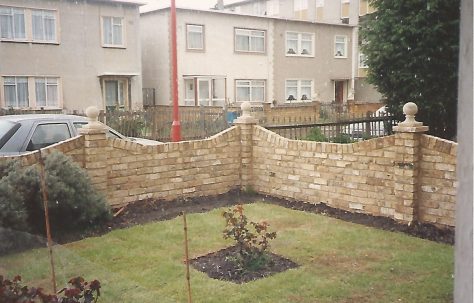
<box><xmin>78</xmin><ymin>106</ymin><xmax>110</xmax><ymax>194</ymax></box>
<box><xmin>392</xmin><ymin>102</ymin><xmax>429</xmax><ymax>223</ymax></box>
<box><xmin>234</xmin><ymin>102</ymin><xmax>258</xmax><ymax>190</ymax></box>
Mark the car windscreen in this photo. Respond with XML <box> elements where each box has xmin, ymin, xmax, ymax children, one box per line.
<box><xmin>0</xmin><ymin>120</ymin><xmax>20</xmax><ymax>150</ymax></box>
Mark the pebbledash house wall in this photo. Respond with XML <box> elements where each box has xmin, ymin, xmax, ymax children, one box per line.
<box><xmin>1</xmin><ymin>104</ymin><xmax>457</xmax><ymax>227</ymax></box>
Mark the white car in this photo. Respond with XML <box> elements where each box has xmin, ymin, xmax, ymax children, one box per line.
<box><xmin>0</xmin><ymin>114</ymin><xmax>161</xmax><ymax>156</ymax></box>
<box><xmin>344</xmin><ymin>106</ymin><xmax>389</xmax><ymax>140</ymax></box>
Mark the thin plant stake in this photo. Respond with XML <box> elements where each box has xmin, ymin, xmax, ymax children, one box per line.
<box><xmin>38</xmin><ymin>149</ymin><xmax>57</xmax><ymax>293</ymax></box>
<box><xmin>182</xmin><ymin>212</ymin><xmax>192</xmax><ymax>303</ymax></box>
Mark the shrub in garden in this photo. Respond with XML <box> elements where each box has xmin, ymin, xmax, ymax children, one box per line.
<box><xmin>0</xmin><ymin>151</ymin><xmax>111</xmax><ymax>238</ymax></box>
<box><xmin>331</xmin><ymin>133</ymin><xmax>354</xmax><ymax>144</ymax></box>
<box><xmin>222</xmin><ymin>205</ymin><xmax>277</xmax><ymax>270</ymax></box>
<box><xmin>0</xmin><ymin>275</ymin><xmax>101</xmax><ymax>303</ymax></box>
<box><xmin>305</xmin><ymin>127</ymin><xmax>329</xmax><ymax>142</ymax></box>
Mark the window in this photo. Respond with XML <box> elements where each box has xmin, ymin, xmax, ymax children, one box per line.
<box><xmin>32</xmin><ymin>10</ymin><xmax>56</xmax><ymax>42</ymax></box>
<box><xmin>104</xmin><ymin>79</ymin><xmax>126</xmax><ymax>109</ymax></box>
<box><xmin>102</xmin><ymin>16</ymin><xmax>123</xmax><ymax>47</ymax></box>
<box><xmin>235</xmin><ymin>28</ymin><xmax>265</xmax><ymax>53</ymax></box>
<box><xmin>359</xmin><ymin>52</ymin><xmax>368</xmax><ymax>68</ymax></box>
<box><xmin>186</xmin><ymin>24</ymin><xmax>204</xmax><ymax>50</ymax></box>
<box><xmin>26</xmin><ymin>123</ymin><xmax>70</xmax><ymax>151</ymax></box>
<box><xmin>316</xmin><ymin>0</ymin><xmax>324</xmax><ymax>7</ymax></box>
<box><xmin>341</xmin><ymin>0</ymin><xmax>350</xmax><ymax>19</ymax></box>
<box><xmin>294</xmin><ymin>0</ymin><xmax>308</xmax><ymax>11</ymax></box>
<box><xmin>286</xmin><ymin>32</ymin><xmax>314</xmax><ymax>56</ymax></box>
<box><xmin>184</xmin><ymin>77</ymin><xmax>226</xmax><ymax>106</ymax></box>
<box><xmin>0</xmin><ymin>6</ymin><xmax>25</xmax><ymax>40</ymax></box>
<box><xmin>236</xmin><ymin>80</ymin><xmax>265</xmax><ymax>102</ymax></box>
<box><xmin>4</xmin><ymin>77</ymin><xmax>28</xmax><ymax>107</ymax></box>
<box><xmin>335</xmin><ymin>35</ymin><xmax>347</xmax><ymax>57</ymax></box>
<box><xmin>184</xmin><ymin>79</ymin><xmax>195</xmax><ymax>105</ymax></box>
<box><xmin>285</xmin><ymin>80</ymin><xmax>313</xmax><ymax>102</ymax></box>
<box><xmin>35</xmin><ymin>77</ymin><xmax>58</xmax><ymax>107</ymax></box>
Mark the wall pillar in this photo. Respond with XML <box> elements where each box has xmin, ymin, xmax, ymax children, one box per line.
<box><xmin>78</xmin><ymin>106</ymin><xmax>110</xmax><ymax>193</ymax></box>
<box><xmin>234</xmin><ymin>102</ymin><xmax>258</xmax><ymax>190</ymax></box>
<box><xmin>392</xmin><ymin>102</ymin><xmax>428</xmax><ymax>223</ymax></box>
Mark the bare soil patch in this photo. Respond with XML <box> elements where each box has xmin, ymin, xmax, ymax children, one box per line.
<box><xmin>190</xmin><ymin>245</ymin><xmax>299</xmax><ymax>284</ymax></box>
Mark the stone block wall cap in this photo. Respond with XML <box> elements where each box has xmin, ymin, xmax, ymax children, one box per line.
<box><xmin>234</xmin><ymin>116</ymin><xmax>259</xmax><ymax>124</ymax></box>
<box><xmin>393</xmin><ymin>125</ymin><xmax>429</xmax><ymax>133</ymax></box>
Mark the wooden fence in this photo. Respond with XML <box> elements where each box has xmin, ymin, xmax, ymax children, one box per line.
<box><xmin>99</xmin><ymin>106</ymin><xmax>230</xmax><ymax>142</ymax></box>
<box><xmin>265</xmin><ymin>111</ymin><xmax>396</xmax><ymax>142</ymax></box>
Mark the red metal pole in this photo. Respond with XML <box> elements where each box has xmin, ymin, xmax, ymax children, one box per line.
<box><xmin>170</xmin><ymin>0</ymin><xmax>181</xmax><ymax>141</ymax></box>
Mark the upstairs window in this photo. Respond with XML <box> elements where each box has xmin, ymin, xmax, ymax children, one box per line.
<box><xmin>4</xmin><ymin>77</ymin><xmax>29</xmax><ymax>107</ymax></box>
<box><xmin>102</xmin><ymin>16</ymin><xmax>123</xmax><ymax>47</ymax></box>
<box><xmin>286</xmin><ymin>32</ymin><xmax>314</xmax><ymax>56</ymax></box>
<box><xmin>235</xmin><ymin>28</ymin><xmax>265</xmax><ymax>53</ymax></box>
<box><xmin>0</xmin><ymin>7</ymin><xmax>25</xmax><ymax>40</ymax></box>
<box><xmin>335</xmin><ymin>35</ymin><xmax>347</xmax><ymax>57</ymax></box>
<box><xmin>32</xmin><ymin>9</ymin><xmax>57</xmax><ymax>42</ymax></box>
<box><xmin>35</xmin><ymin>77</ymin><xmax>59</xmax><ymax>107</ymax></box>
<box><xmin>285</xmin><ymin>79</ymin><xmax>312</xmax><ymax>102</ymax></box>
<box><xmin>186</xmin><ymin>24</ymin><xmax>204</xmax><ymax>50</ymax></box>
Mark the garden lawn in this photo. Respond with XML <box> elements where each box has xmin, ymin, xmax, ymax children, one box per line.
<box><xmin>0</xmin><ymin>203</ymin><xmax>453</xmax><ymax>303</ymax></box>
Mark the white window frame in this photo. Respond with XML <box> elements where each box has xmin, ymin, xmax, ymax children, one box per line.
<box><xmin>285</xmin><ymin>79</ymin><xmax>313</xmax><ymax>103</ymax></box>
<box><xmin>235</xmin><ymin>79</ymin><xmax>265</xmax><ymax>102</ymax></box>
<box><xmin>334</xmin><ymin>35</ymin><xmax>348</xmax><ymax>58</ymax></box>
<box><xmin>102</xmin><ymin>16</ymin><xmax>124</xmax><ymax>48</ymax></box>
<box><xmin>234</xmin><ymin>28</ymin><xmax>266</xmax><ymax>53</ymax></box>
<box><xmin>0</xmin><ymin>6</ymin><xmax>26</xmax><ymax>41</ymax></box>
<box><xmin>32</xmin><ymin>9</ymin><xmax>57</xmax><ymax>43</ymax></box>
<box><xmin>285</xmin><ymin>31</ymin><xmax>315</xmax><ymax>57</ymax></box>
<box><xmin>103</xmin><ymin>78</ymin><xmax>127</xmax><ymax>109</ymax></box>
<box><xmin>35</xmin><ymin>77</ymin><xmax>59</xmax><ymax>107</ymax></box>
<box><xmin>316</xmin><ymin>0</ymin><xmax>325</xmax><ymax>8</ymax></box>
<box><xmin>3</xmin><ymin>76</ymin><xmax>29</xmax><ymax>108</ymax></box>
<box><xmin>294</xmin><ymin>0</ymin><xmax>308</xmax><ymax>11</ymax></box>
<box><xmin>186</xmin><ymin>24</ymin><xmax>204</xmax><ymax>50</ymax></box>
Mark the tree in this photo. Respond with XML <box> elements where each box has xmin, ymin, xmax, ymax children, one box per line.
<box><xmin>360</xmin><ymin>0</ymin><xmax>460</xmax><ymax>140</ymax></box>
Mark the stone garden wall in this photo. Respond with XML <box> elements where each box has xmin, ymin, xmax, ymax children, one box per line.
<box><xmin>0</xmin><ymin>103</ymin><xmax>457</xmax><ymax>227</ymax></box>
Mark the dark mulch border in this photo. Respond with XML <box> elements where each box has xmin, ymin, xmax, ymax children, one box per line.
<box><xmin>1</xmin><ymin>189</ymin><xmax>454</xmax><ymax>256</ymax></box>
<box><xmin>261</xmin><ymin>195</ymin><xmax>455</xmax><ymax>245</ymax></box>
<box><xmin>190</xmin><ymin>245</ymin><xmax>299</xmax><ymax>284</ymax></box>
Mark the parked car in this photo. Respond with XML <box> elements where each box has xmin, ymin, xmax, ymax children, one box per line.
<box><xmin>343</xmin><ymin>106</ymin><xmax>390</xmax><ymax>140</ymax></box>
<box><xmin>0</xmin><ymin>114</ymin><xmax>160</xmax><ymax>156</ymax></box>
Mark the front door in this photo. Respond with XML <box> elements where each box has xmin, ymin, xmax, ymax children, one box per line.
<box><xmin>198</xmin><ymin>79</ymin><xmax>211</xmax><ymax>106</ymax></box>
<box><xmin>104</xmin><ymin>79</ymin><xmax>127</xmax><ymax>111</ymax></box>
<box><xmin>334</xmin><ymin>81</ymin><xmax>344</xmax><ymax>113</ymax></box>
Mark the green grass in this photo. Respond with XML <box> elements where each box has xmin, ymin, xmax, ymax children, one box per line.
<box><xmin>0</xmin><ymin>203</ymin><xmax>453</xmax><ymax>302</ymax></box>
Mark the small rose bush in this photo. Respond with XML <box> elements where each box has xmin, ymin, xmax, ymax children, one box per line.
<box><xmin>222</xmin><ymin>204</ymin><xmax>277</xmax><ymax>270</ymax></box>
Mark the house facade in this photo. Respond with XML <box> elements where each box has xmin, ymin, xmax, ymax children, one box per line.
<box><xmin>0</xmin><ymin>0</ymin><xmax>143</xmax><ymax>112</ymax></box>
<box><xmin>141</xmin><ymin>7</ymin><xmax>355</xmax><ymax>106</ymax></box>
<box><xmin>221</xmin><ymin>0</ymin><xmax>383</xmax><ymax>103</ymax></box>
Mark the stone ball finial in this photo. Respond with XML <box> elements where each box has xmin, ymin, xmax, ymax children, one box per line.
<box><xmin>398</xmin><ymin>102</ymin><xmax>423</xmax><ymax>127</ymax></box>
<box><xmin>403</xmin><ymin>102</ymin><xmax>418</xmax><ymax>117</ymax></box>
<box><xmin>83</xmin><ymin>106</ymin><xmax>105</xmax><ymax>130</ymax></box>
<box><xmin>85</xmin><ymin>106</ymin><xmax>99</xmax><ymax>121</ymax></box>
<box><xmin>241</xmin><ymin>101</ymin><xmax>252</xmax><ymax>117</ymax></box>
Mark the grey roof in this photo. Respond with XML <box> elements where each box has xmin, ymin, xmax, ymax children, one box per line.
<box><xmin>141</xmin><ymin>6</ymin><xmax>355</xmax><ymax>27</ymax></box>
